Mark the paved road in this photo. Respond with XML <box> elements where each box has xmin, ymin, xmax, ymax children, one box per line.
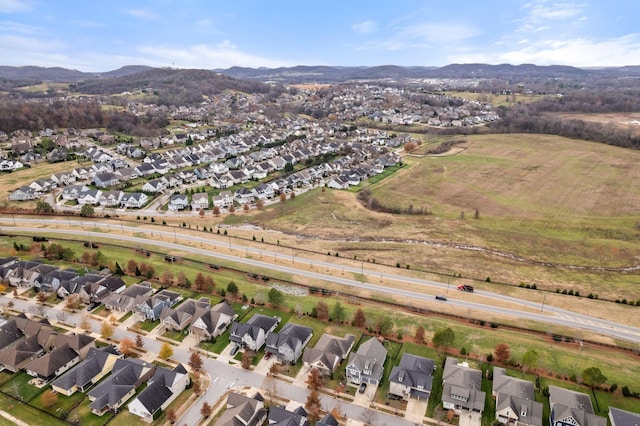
<box><xmin>3</xmin><ymin>219</ymin><xmax>640</xmax><ymax>344</ymax></box>
<box><xmin>0</xmin><ymin>296</ymin><xmax>415</xmax><ymax>426</ymax></box>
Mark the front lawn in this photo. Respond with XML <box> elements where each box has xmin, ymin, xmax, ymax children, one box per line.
<box><xmin>137</xmin><ymin>319</ymin><xmax>160</xmax><ymax>332</ymax></box>
<box><xmin>163</xmin><ymin>328</ymin><xmax>189</xmax><ymax>342</ymax></box>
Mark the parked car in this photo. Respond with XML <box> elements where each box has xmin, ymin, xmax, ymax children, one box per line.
<box><xmin>358</xmin><ymin>382</ymin><xmax>367</xmax><ymax>394</ymax></box>
<box><xmin>435</xmin><ymin>295</ymin><xmax>447</xmax><ymax>301</ymax></box>
<box><xmin>230</xmin><ymin>345</ymin><xmax>240</xmax><ymax>356</ymax></box>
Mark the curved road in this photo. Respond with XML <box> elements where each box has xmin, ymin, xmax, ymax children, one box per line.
<box><xmin>2</xmin><ymin>218</ymin><xmax>639</xmax><ymax>344</ymax></box>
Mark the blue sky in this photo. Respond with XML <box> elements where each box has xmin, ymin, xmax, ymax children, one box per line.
<box><xmin>1</xmin><ymin>0</ymin><xmax>639</xmax><ymax>71</ymax></box>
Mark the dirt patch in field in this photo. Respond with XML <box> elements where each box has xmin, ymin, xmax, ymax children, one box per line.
<box><xmin>555</xmin><ymin>112</ymin><xmax>640</xmax><ymax>136</ymax></box>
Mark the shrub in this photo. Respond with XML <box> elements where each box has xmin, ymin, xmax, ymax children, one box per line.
<box><xmin>485</xmin><ymin>277</ymin><xmax>491</xmax><ymax>282</ymax></box>
<box><xmin>622</xmin><ymin>386</ymin><xmax>631</xmax><ymax>397</ymax></box>
<box><xmin>460</xmin><ymin>347</ymin><xmax>467</xmax><ymax>355</ymax></box>
<box><xmin>486</xmin><ymin>353</ymin><xmax>494</xmax><ymax>362</ymax></box>
<box><xmin>531</xmin><ymin>284</ymin><xmax>537</xmax><ymax>289</ymax></box>
<box><xmin>610</xmin><ymin>383</ymin><xmax>618</xmax><ymax>393</ymax></box>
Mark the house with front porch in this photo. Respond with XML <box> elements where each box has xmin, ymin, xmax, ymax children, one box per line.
<box><xmin>388</xmin><ymin>353</ymin><xmax>434</xmax><ymax>402</ymax></box>
<box><xmin>265</xmin><ymin>323</ymin><xmax>313</xmax><ymax>364</ymax></box>
<box><xmin>128</xmin><ymin>364</ymin><xmax>189</xmax><ymax>422</ymax></box>
<box><xmin>549</xmin><ymin>386</ymin><xmax>606</xmax><ymax>426</ymax></box>
<box><xmin>229</xmin><ymin>314</ymin><xmax>280</xmax><ymax>352</ymax></box>
<box><xmin>441</xmin><ymin>357</ymin><xmax>485</xmax><ymax>414</ymax></box>
<box><xmin>493</xmin><ymin>367</ymin><xmax>543</xmax><ymax>426</ymax></box>
<box><xmin>345</xmin><ymin>337</ymin><xmax>387</xmax><ymax>386</ymax></box>
<box><xmin>51</xmin><ymin>346</ymin><xmax>122</xmax><ymax>396</ymax></box>
<box><xmin>302</xmin><ymin>333</ymin><xmax>355</xmax><ymax>377</ymax></box>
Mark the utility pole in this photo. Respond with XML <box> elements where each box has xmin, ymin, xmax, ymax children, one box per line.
<box><xmin>541</xmin><ymin>293</ymin><xmax>547</xmax><ymax>312</ymax></box>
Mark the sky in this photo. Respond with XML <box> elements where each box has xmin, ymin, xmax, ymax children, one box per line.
<box><xmin>1</xmin><ymin>0</ymin><xmax>639</xmax><ymax>72</ymax></box>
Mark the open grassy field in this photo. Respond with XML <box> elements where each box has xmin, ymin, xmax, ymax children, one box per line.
<box><xmin>240</xmin><ymin>134</ymin><xmax>640</xmax><ymax>305</ymax></box>
<box><xmin>445</xmin><ymin>91</ymin><xmax>548</xmax><ymax>107</ymax></box>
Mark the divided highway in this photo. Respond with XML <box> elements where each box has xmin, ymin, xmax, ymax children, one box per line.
<box><xmin>2</xmin><ymin>217</ymin><xmax>639</xmax><ymax>344</ymax></box>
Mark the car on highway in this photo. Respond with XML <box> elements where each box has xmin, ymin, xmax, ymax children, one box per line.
<box><xmin>457</xmin><ymin>284</ymin><xmax>474</xmax><ymax>292</ymax></box>
<box><xmin>435</xmin><ymin>295</ymin><xmax>447</xmax><ymax>301</ymax></box>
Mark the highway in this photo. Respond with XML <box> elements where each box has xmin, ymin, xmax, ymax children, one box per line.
<box><xmin>2</xmin><ymin>218</ymin><xmax>640</xmax><ymax>344</ymax></box>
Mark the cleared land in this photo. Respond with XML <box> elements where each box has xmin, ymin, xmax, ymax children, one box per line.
<box><xmin>241</xmin><ymin>134</ymin><xmax>640</xmax><ymax>305</ymax></box>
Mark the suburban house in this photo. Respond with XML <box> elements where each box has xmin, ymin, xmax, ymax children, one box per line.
<box><xmin>132</xmin><ymin>289</ymin><xmax>182</xmax><ymax>321</ymax></box>
<box><xmin>26</xmin><ymin>344</ymin><xmax>80</xmax><ymax>381</ymax></box>
<box><xmin>609</xmin><ymin>407</ymin><xmax>640</xmax><ymax>426</ymax></box>
<box><xmin>229</xmin><ymin>314</ymin><xmax>280</xmax><ymax>352</ymax></box>
<box><xmin>61</xmin><ymin>184</ymin><xmax>90</xmax><ymax>200</ymax></box>
<box><xmin>493</xmin><ymin>367</ymin><xmax>543</xmax><ymax>426</ymax></box>
<box><xmin>213</xmin><ymin>190</ymin><xmax>234</xmax><ymax>208</ymax></box>
<box><xmin>78</xmin><ymin>189</ymin><xmax>103</xmax><ymax>205</ymax></box>
<box><xmin>268</xmin><ymin>406</ymin><xmax>310</xmax><ymax>426</ymax></box>
<box><xmin>128</xmin><ymin>364</ymin><xmax>189</xmax><ymax>422</ymax></box>
<box><xmin>265</xmin><ymin>323</ymin><xmax>314</xmax><ymax>364</ymax></box>
<box><xmin>168</xmin><ymin>194</ymin><xmax>189</xmax><ymax>211</ymax></box>
<box><xmin>388</xmin><ymin>353</ymin><xmax>435</xmax><ymax>402</ymax></box>
<box><xmin>104</xmin><ymin>282</ymin><xmax>154</xmax><ymax>313</ymax></box>
<box><xmin>35</xmin><ymin>269</ymin><xmax>79</xmax><ymax>294</ymax></box>
<box><xmin>345</xmin><ymin>337</ymin><xmax>387</xmax><ymax>386</ymax></box>
<box><xmin>0</xmin><ymin>316</ymin><xmax>57</xmax><ymax>373</ymax></box>
<box><xmin>99</xmin><ymin>190</ymin><xmax>123</xmax><ymax>207</ymax></box>
<box><xmin>8</xmin><ymin>186</ymin><xmax>40</xmax><ymax>201</ymax></box>
<box><xmin>51</xmin><ymin>346</ymin><xmax>122</xmax><ymax>396</ymax></box>
<box><xmin>549</xmin><ymin>386</ymin><xmax>607</xmax><ymax>426</ymax></box>
<box><xmin>88</xmin><ymin>358</ymin><xmax>156</xmax><ymax>416</ymax></box>
<box><xmin>141</xmin><ymin>178</ymin><xmax>166</xmax><ymax>193</ymax></box>
<box><xmin>191</xmin><ymin>192</ymin><xmax>209</xmax><ymax>210</ymax></box>
<box><xmin>441</xmin><ymin>357</ymin><xmax>486</xmax><ymax>414</ymax></box>
<box><xmin>317</xmin><ymin>413</ymin><xmax>340</xmax><ymax>426</ymax></box>
<box><xmin>25</xmin><ymin>333</ymin><xmax>95</xmax><ymax>381</ymax></box>
<box><xmin>188</xmin><ymin>300</ymin><xmax>237</xmax><ymax>341</ymax></box>
<box><xmin>302</xmin><ymin>333</ymin><xmax>356</xmax><ymax>377</ymax></box>
<box><xmin>161</xmin><ymin>298</ymin><xmax>236</xmax><ymax>340</ymax></box>
<box><xmin>93</xmin><ymin>172</ymin><xmax>119</xmax><ymax>188</ymax></box>
<box><xmin>6</xmin><ymin>265</ymin><xmax>40</xmax><ymax>288</ymax></box>
<box><xmin>120</xmin><ymin>192</ymin><xmax>149</xmax><ymax>209</ymax></box>
<box><xmin>214</xmin><ymin>391</ymin><xmax>268</xmax><ymax>426</ymax></box>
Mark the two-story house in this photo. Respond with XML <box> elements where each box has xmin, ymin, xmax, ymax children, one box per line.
<box><xmin>345</xmin><ymin>337</ymin><xmax>387</xmax><ymax>386</ymax></box>
<box><xmin>229</xmin><ymin>314</ymin><xmax>280</xmax><ymax>352</ymax></box>
<box><xmin>265</xmin><ymin>323</ymin><xmax>313</xmax><ymax>365</ymax></box>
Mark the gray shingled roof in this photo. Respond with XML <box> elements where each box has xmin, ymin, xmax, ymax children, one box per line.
<box><xmin>441</xmin><ymin>357</ymin><xmax>485</xmax><ymax>412</ymax></box>
<box><xmin>609</xmin><ymin>407</ymin><xmax>640</xmax><ymax>426</ymax></box>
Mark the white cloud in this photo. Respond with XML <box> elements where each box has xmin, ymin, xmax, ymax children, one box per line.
<box><xmin>0</xmin><ymin>20</ymin><xmax>43</xmax><ymax>35</ymax></box>
<box><xmin>136</xmin><ymin>43</ymin><xmax>293</xmax><ymax>69</ymax></box>
<box><xmin>352</xmin><ymin>20</ymin><xmax>377</xmax><ymax>35</ymax></box>
<box><xmin>0</xmin><ymin>0</ymin><xmax>33</xmax><ymax>13</ymax></box>
<box><xmin>124</xmin><ymin>8</ymin><xmax>160</xmax><ymax>20</ymax></box>
<box><xmin>524</xmin><ymin>1</ymin><xmax>585</xmax><ymax>21</ymax></box>
<box><xmin>449</xmin><ymin>34</ymin><xmax>640</xmax><ymax>67</ymax></box>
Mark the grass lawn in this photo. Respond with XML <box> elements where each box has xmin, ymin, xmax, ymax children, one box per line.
<box><xmin>118</xmin><ymin>311</ymin><xmax>133</xmax><ymax>323</ymax></box>
<box><xmin>0</xmin><ymin>392</ymin><xmax>68</xmax><ymax>426</ymax></box>
<box><xmin>33</xmin><ymin>390</ymin><xmax>86</xmax><ymax>419</ymax></box>
<box><xmin>137</xmin><ymin>319</ymin><xmax>160</xmax><ymax>332</ymax></box>
<box><xmin>66</xmin><ymin>398</ymin><xmax>114</xmax><ymax>426</ymax></box>
<box><xmin>199</xmin><ymin>331</ymin><xmax>232</xmax><ymax>354</ymax></box>
<box><xmin>163</xmin><ymin>328</ymin><xmax>189</xmax><ymax>342</ymax></box>
<box><xmin>0</xmin><ymin>371</ymin><xmax>45</xmax><ymax>402</ymax></box>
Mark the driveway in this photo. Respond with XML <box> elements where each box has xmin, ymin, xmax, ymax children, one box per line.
<box><xmin>352</xmin><ymin>382</ymin><xmax>377</xmax><ymax>407</ymax></box>
<box><xmin>405</xmin><ymin>397</ymin><xmax>428</xmax><ymax>423</ymax></box>
<box><xmin>459</xmin><ymin>410</ymin><xmax>482</xmax><ymax>426</ymax></box>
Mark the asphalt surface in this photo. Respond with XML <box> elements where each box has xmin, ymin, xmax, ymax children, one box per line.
<box><xmin>2</xmin><ymin>218</ymin><xmax>639</xmax><ymax>344</ymax></box>
<box><xmin>0</xmin><ymin>296</ymin><xmax>415</xmax><ymax>426</ymax></box>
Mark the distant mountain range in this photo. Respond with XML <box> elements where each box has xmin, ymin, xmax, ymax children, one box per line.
<box><xmin>1</xmin><ymin>63</ymin><xmax>640</xmax><ymax>88</ymax></box>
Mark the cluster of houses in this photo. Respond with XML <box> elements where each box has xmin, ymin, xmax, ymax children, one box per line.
<box><xmin>0</xmin><ymin>314</ymin><xmax>189</xmax><ymax>421</ymax></box>
<box><xmin>214</xmin><ymin>389</ymin><xmax>339</xmax><ymax>426</ymax></box>
<box><xmin>0</xmin><ymin>256</ymin><xmax>127</xmax><ymax>302</ymax></box>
